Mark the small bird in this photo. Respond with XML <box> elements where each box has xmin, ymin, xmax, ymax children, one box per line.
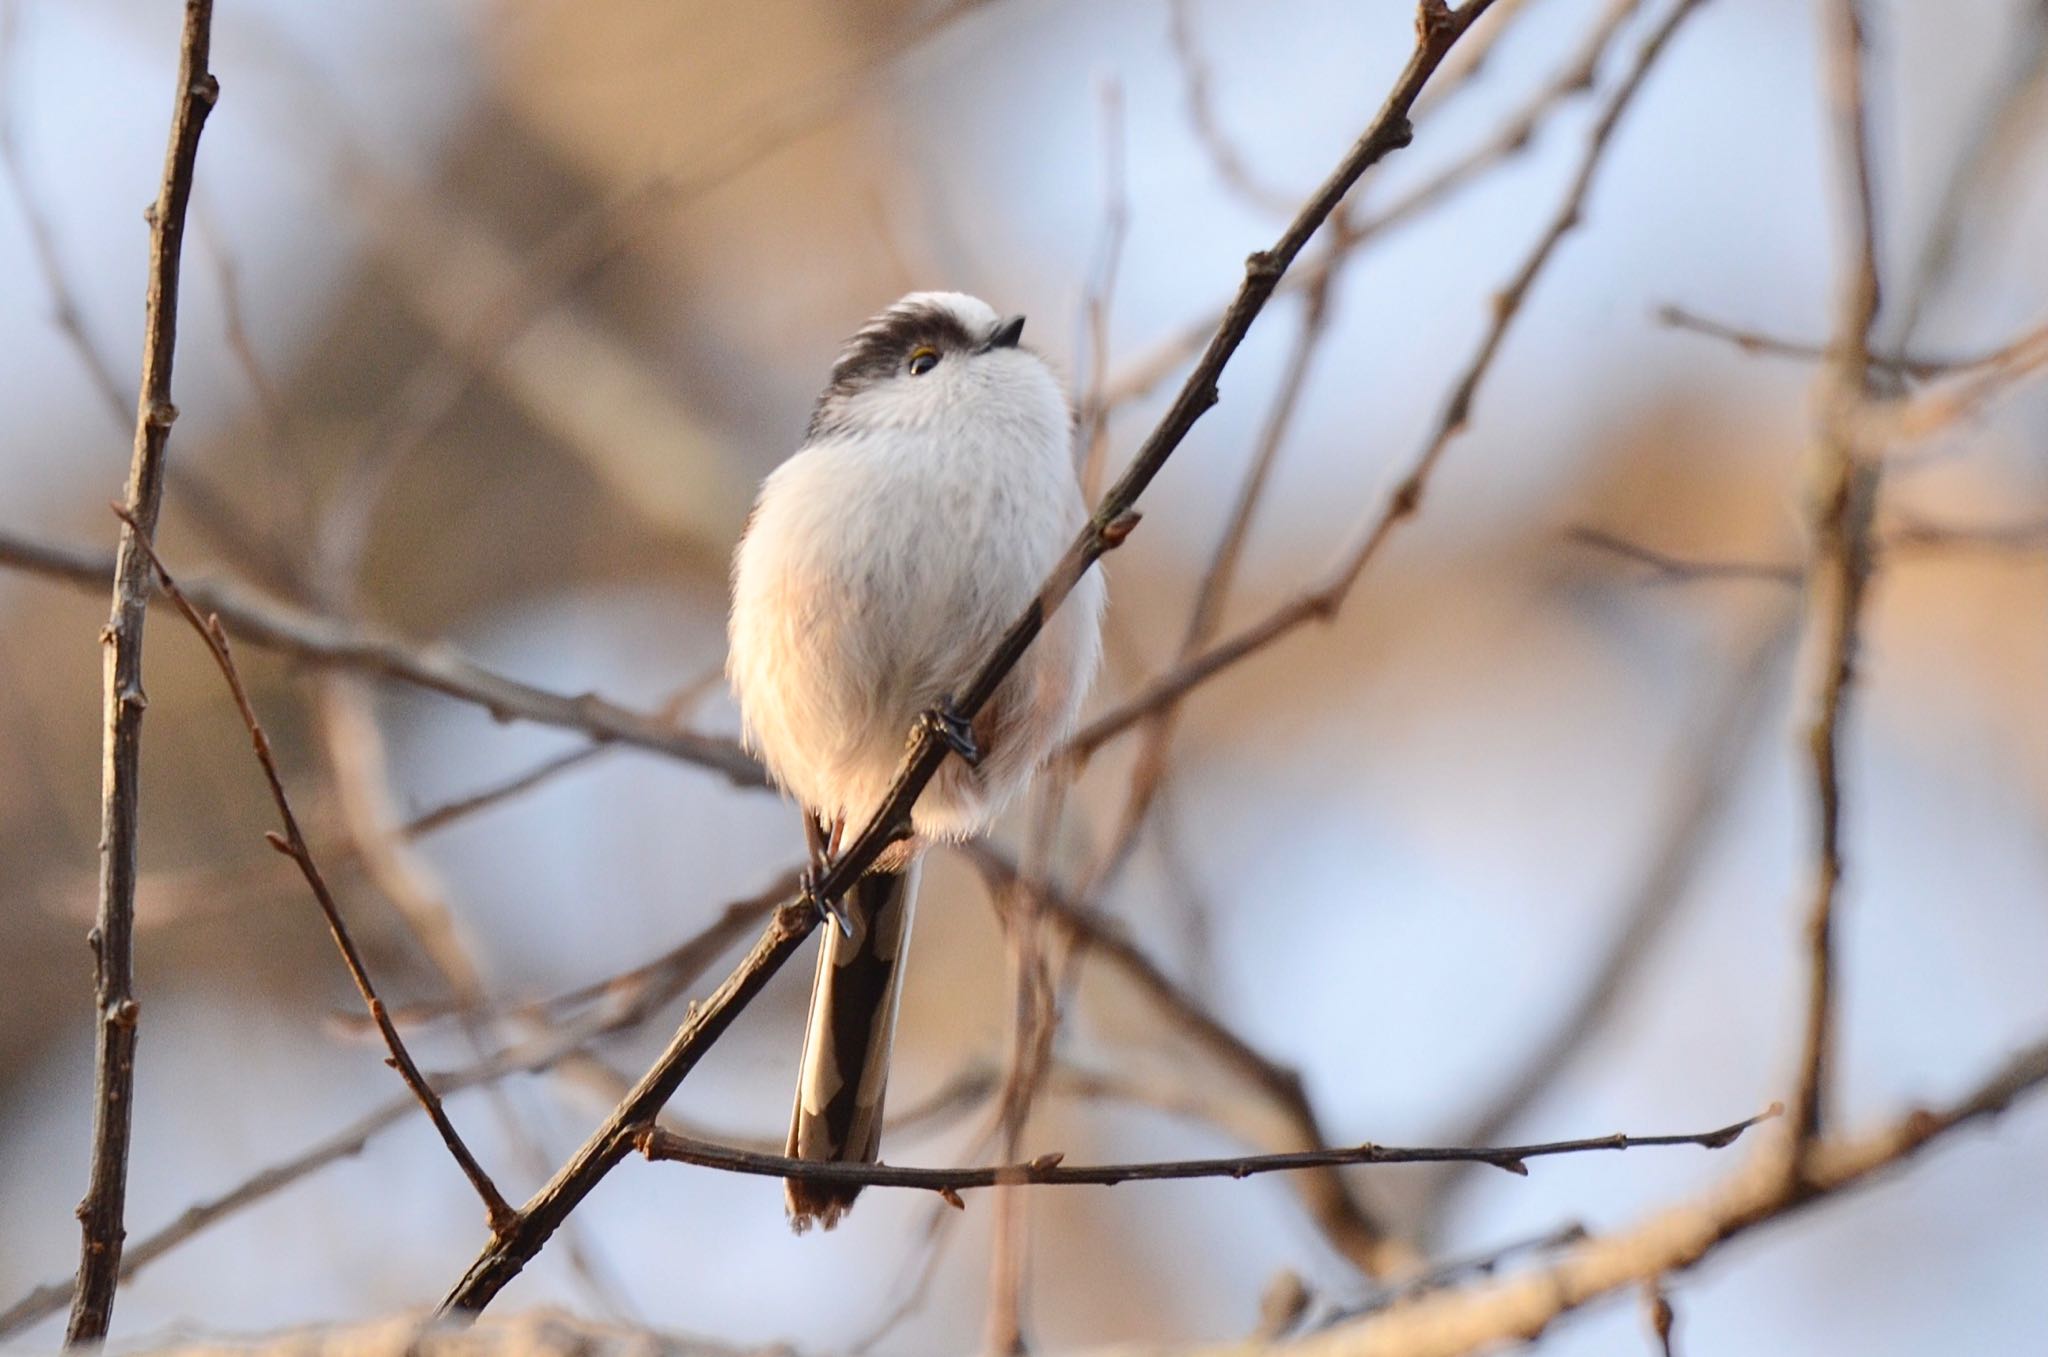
<box><xmin>727</xmin><ymin>291</ymin><xmax>1105</xmax><ymax>1230</ymax></box>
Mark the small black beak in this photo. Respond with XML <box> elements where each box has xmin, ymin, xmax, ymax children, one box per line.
<box><xmin>986</xmin><ymin>314</ymin><xmax>1026</xmax><ymax>350</ymax></box>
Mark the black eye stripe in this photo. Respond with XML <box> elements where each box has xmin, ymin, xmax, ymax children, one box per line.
<box><xmin>828</xmin><ymin>305</ymin><xmax>975</xmax><ymax>386</ymax></box>
<box><xmin>807</xmin><ymin>302</ymin><xmax>986</xmax><ymax>436</ymax></box>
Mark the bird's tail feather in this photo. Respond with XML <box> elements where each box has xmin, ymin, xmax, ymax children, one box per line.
<box><xmin>785</xmin><ymin>861</ymin><xmax>919</xmax><ymax>1231</ymax></box>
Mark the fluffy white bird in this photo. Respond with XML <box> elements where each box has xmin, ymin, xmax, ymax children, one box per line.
<box><xmin>727</xmin><ymin>291</ymin><xmax>1105</xmax><ymax>1229</ymax></box>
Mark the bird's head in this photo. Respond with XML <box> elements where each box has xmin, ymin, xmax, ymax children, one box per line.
<box><xmin>806</xmin><ymin>291</ymin><xmax>1064</xmax><ymax>441</ymax></box>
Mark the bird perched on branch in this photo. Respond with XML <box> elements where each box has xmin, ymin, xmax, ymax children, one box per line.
<box><xmin>727</xmin><ymin>291</ymin><xmax>1106</xmax><ymax>1230</ymax></box>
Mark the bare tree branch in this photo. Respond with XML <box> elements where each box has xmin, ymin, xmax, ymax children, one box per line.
<box><xmin>1087</xmin><ymin>277</ymin><xmax>1334</xmax><ymax>902</ymax></box>
<box><xmin>434</xmin><ymin>898</ymin><xmax>819</xmax><ymax>1316</ymax></box>
<box><xmin>66</xmin><ymin>4</ymin><xmax>217</xmax><ymax>1341</ymax></box>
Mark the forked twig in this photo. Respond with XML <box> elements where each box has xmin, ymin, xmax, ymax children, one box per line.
<box><xmin>116</xmin><ymin>515</ymin><xmax>517</xmax><ymax>1235</ymax></box>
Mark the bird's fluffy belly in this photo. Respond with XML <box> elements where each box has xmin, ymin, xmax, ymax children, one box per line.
<box><xmin>729</xmin><ymin>431</ymin><xmax>1098</xmax><ymax>843</ymax></box>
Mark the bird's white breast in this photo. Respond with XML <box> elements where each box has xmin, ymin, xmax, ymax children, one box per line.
<box><xmin>728</xmin><ymin>352</ymin><xmax>1103</xmax><ymax>844</ymax></box>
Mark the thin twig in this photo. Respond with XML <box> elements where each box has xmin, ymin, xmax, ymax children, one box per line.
<box><xmin>1075</xmin><ymin>78</ymin><xmax>1132</xmax><ymax>501</ymax></box>
<box><xmin>434</xmin><ymin>4</ymin><xmax>1503</xmax><ymax>1319</ymax></box>
<box><xmin>1787</xmin><ymin>0</ymin><xmax>1883</xmax><ymax>1158</ymax></box>
<box><xmin>312</xmin><ymin>674</ymin><xmax>638</xmax><ymax>1315</ymax></box>
<box><xmin>1875</xmin><ymin>318</ymin><xmax>2048</xmax><ymax>440</ymax></box>
<box><xmin>1655</xmin><ymin>303</ymin><xmax>1963</xmax><ymax>378</ymax></box>
<box><xmin>66</xmin><ymin>4</ymin><xmax>217</xmax><ymax>1342</ymax></box>
<box><xmin>1069</xmin><ymin>0</ymin><xmax>1714</xmax><ymax>759</ymax></box>
<box><xmin>0</xmin><ymin>20</ymin><xmax>293</xmax><ymax>596</ymax></box>
<box><xmin>399</xmin><ymin>669</ymin><xmax>723</xmax><ymax>839</ymax></box>
<box><xmin>1168</xmin><ymin>0</ymin><xmax>1300</xmax><ymax>215</ymax></box>
<box><xmin>1321</xmin><ymin>1223</ymin><xmax>1591</xmax><ymax>1325</ymax></box>
<box><xmin>119</xmin><ymin>520</ymin><xmax>517</xmax><ymax>1235</ymax></box>
<box><xmin>1571</xmin><ymin>519</ymin><xmax>2048</xmax><ymax>586</ymax></box>
<box><xmin>636</xmin><ymin>1107</ymin><xmax>1774</xmax><ymax>1191</ymax></box>
<box><xmin>1567</xmin><ymin>527</ymin><xmax>1803</xmax><ymax>585</ymax></box>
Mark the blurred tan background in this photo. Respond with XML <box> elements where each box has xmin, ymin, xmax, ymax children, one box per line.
<box><xmin>2</xmin><ymin>0</ymin><xmax>2046</xmax><ymax>1352</ymax></box>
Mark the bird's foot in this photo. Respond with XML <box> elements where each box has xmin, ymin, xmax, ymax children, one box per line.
<box><xmin>801</xmin><ymin>865</ymin><xmax>855</xmax><ymax>938</ymax></box>
<box><xmin>917</xmin><ymin>697</ymin><xmax>981</xmax><ymax>766</ymax></box>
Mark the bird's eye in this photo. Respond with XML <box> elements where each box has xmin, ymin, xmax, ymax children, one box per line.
<box><xmin>907</xmin><ymin>346</ymin><xmax>940</xmax><ymax>376</ymax></box>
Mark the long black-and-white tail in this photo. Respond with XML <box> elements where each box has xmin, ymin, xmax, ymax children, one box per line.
<box><xmin>785</xmin><ymin>861</ymin><xmax>920</xmax><ymax>1230</ymax></box>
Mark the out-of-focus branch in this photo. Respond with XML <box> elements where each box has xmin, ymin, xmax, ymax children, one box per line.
<box><xmin>1075</xmin><ymin>79</ymin><xmax>1131</xmax><ymax>501</ymax></box>
<box><xmin>1787</xmin><ymin>0</ymin><xmax>1883</xmax><ymax>1157</ymax></box>
<box><xmin>66</xmin><ymin>4</ymin><xmax>217</xmax><ymax>1342</ymax></box>
<box><xmin>1071</xmin><ymin>0</ymin><xmax>1713</xmax><ymax>759</ymax></box>
<box><xmin>1248</xmin><ymin>1038</ymin><xmax>2048</xmax><ymax>1357</ymax></box>
<box><xmin>1875</xmin><ymin>318</ymin><xmax>2048</xmax><ymax>440</ymax></box>
<box><xmin>1891</xmin><ymin>0</ymin><xmax>2048</xmax><ymax>345</ymax></box>
<box><xmin>286</xmin><ymin>3</ymin><xmax>986</xmax><ymax>562</ymax></box>
<box><xmin>0</xmin><ymin>531</ymin><xmax>765</xmax><ymax>786</ymax></box>
<box><xmin>637</xmin><ymin>1107</ymin><xmax>1773</xmax><ymax>1191</ymax></box>
<box><xmin>1567</xmin><ymin>527</ymin><xmax>1803</xmax><ymax>585</ymax></box>
<box><xmin>398</xmin><ymin>669</ymin><xmax>722</xmax><ymax>840</ymax></box>
<box><xmin>1570</xmin><ymin>518</ymin><xmax>2048</xmax><ymax>585</ymax></box>
<box><xmin>1655</xmin><ymin>303</ymin><xmax>1964</xmax><ymax>378</ymax></box>
<box><xmin>1168</xmin><ymin>0</ymin><xmax>1300</xmax><ymax>215</ymax></box>
<box><xmin>1657</xmin><ymin>303</ymin><xmax>2048</xmax><ymax>431</ymax></box>
<box><xmin>1344</xmin><ymin>0</ymin><xmax>1644</xmax><ymax>243</ymax></box>
<box><xmin>312</xmin><ymin>675</ymin><xmax>638</xmax><ymax>1313</ymax></box>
